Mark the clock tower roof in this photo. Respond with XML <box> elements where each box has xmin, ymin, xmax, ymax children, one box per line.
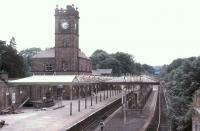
<box><xmin>55</xmin><ymin>4</ymin><xmax>79</xmax><ymax>18</ymax></box>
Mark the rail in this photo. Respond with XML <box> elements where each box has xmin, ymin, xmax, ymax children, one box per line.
<box><xmin>83</xmin><ymin>101</ymin><xmax>121</xmax><ymax>131</ymax></box>
<box><xmin>163</xmin><ymin>86</ymin><xmax>169</xmax><ymax>109</ymax></box>
<box><xmin>156</xmin><ymin>84</ymin><xmax>170</xmax><ymax>131</ymax></box>
<box><xmin>63</xmin><ymin>97</ymin><xmax>121</xmax><ymax>131</ymax></box>
<box><xmin>145</xmin><ymin>84</ymin><xmax>170</xmax><ymax>131</ymax></box>
<box><xmin>156</xmin><ymin>86</ymin><xmax>161</xmax><ymax>131</ymax></box>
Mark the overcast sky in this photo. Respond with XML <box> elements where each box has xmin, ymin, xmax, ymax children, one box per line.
<box><xmin>0</xmin><ymin>0</ymin><xmax>200</xmax><ymax>66</ymax></box>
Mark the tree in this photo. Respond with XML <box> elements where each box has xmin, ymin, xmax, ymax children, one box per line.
<box><xmin>90</xmin><ymin>50</ymin><xmax>110</xmax><ymax>69</ymax></box>
<box><xmin>142</xmin><ymin>64</ymin><xmax>155</xmax><ymax>74</ymax></box>
<box><xmin>0</xmin><ymin>41</ymin><xmax>25</xmax><ymax>77</ymax></box>
<box><xmin>19</xmin><ymin>47</ymin><xmax>41</xmax><ymax>76</ymax></box>
<box><xmin>133</xmin><ymin>63</ymin><xmax>143</xmax><ymax>75</ymax></box>
<box><xmin>162</xmin><ymin>57</ymin><xmax>200</xmax><ymax>131</ymax></box>
<box><xmin>113</xmin><ymin>52</ymin><xmax>134</xmax><ymax>74</ymax></box>
<box><xmin>99</xmin><ymin>56</ymin><xmax>121</xmax><ymax>75</ymax></box>
<box><xmin>19</xmin><ymin>47</ymin><xmax>41</xmax><ymax>58</ymax></box>
<box><xmin>0</xmin><ymin>41</ymin><xmax>6</xmax><ymax>73</ymax></box>
<box><xmin>9</xmin><ymin>37</ymin><xmax>16</xmax><ymax>49</ymax></box>
<box><xmin>90</xmin><ymin>49</ymin><xmax>155</xmax><ymax>76</ymax></box>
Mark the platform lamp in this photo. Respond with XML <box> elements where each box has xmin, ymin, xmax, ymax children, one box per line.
<box><xmin>5</xmin><ymin>92</ymin><xmax>9</xmax><ymax>108</ymax></box>
<box><xmin>72</xmin><ymin>76</ymin><xmax>80</xmax><ymax>113</ymax></box>
<box><xmin>58</xmin><ymin>84</ymin><xmax>63</xmax><ymax>107</ymax></box>
<box><xmin>122</xmin><ymin>76</ymin><xmax>127</xmax><ymax>124</ymax></box>
<box><xmin>19</xmin><ymin>90</ymin><xmax>23</xmax><ymax>104</ymax></box>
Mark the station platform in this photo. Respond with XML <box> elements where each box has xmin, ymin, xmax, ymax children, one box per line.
<box><xmin>94</xmin><ymin>85</ymin><xmax>158</xmax><ymax>131</ymax></box>
<box><xmin>0</xmin><ymin>91</ymin><xmax>121</xmax><ymax>131</ymax></box>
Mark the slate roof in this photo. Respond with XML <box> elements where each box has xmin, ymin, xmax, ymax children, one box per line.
<box><xmin>9</xmin><ymin>75</ymin><xmax>76</xmax><ymax>84</ymax></box>
<box><xmin>78</xmin><ymin>51</ymin><xmax>90</xmax><ymax>60</ymax></box>
<box><xmin>92</xmin><ymin>69</ymin><xmax>112</xmax><ymax>76</ymax></box>
<box><xmin>32</xmin><ymin>48</ymin><xmax>90</xmax><ymax>60</ymax></box>
<box><xmin>32</xmin><ymin>48</ymin><xmax>55</xmax><ymax>58</ymax></box>
<box><xmin>8</xmin><ymin>75</ymin><xmax>100</xmax><ymax>85</ymax></box>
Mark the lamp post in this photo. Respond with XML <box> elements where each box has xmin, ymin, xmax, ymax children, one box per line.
<box><xmin>78</xmin><ymin>85</ymin><xmax>80</xmax><ymax>112</ymax></box>
<box><xmin>99</xmin><ymin>84</ymin><xmax>102</xmax><ymax>102</ymax></box>
<box><xmin>5</xmin><ymin>92</ymin><xmax>9</xmax><ymax>108</ymax></box>
<box><xmin>91</xmin><ymin>85</ymin><xmax>93</xmax><ymax>106</ymax></box>
<box><xmin>123</xmin><ymin>76</ymin><xmax>127</xmax><ymax>124</ymax></box>
<box><xmin>70</xmin><ymin>85</ymin><xmax>73</xmax><ymax>116</ymax></box>
<box><xmin>84</xmin><ymin>86</ymin><xmax>88</xmax><ymax>109</ymax></box>
<box><xmin>58</xmin><ymin>84</ymin><xmax>63</xmax><ymax>107</ymax></box>
<box><xmin>72</xmin><ymin>76</ymin><xmax>80</xmax><ymax>113</ymax></box>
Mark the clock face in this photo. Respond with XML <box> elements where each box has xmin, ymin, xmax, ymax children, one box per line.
<box><xmin>61</xmin><ymin>21</ymin><xmax>69</xmax><ymax>30</ymax></box>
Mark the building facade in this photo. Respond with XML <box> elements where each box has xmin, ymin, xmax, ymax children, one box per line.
<box><xmin>31</xmin><ymin>5</ymin><xmax>92</xmax><ymax>75</ymax></box>
<box><xmin>0</xmin><ymin>75</ymin><xmax>156</xmax><ymax>111</ymax></box>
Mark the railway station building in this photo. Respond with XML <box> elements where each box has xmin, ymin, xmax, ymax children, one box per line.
<box><xmin>0</xmin><ymin>4</ymin><xmax>158</xmax><ymax>115</ymax></box>
<box><xmin>31</xmin><ymin>5</ymin><xmax>92</xmax><ymax>75</ymax></box>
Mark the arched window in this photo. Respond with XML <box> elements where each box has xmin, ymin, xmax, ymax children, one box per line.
<box><xmin>45</xmin><ymin>63</ymin><xmax>53</xmax><ymax>71</ymax></box>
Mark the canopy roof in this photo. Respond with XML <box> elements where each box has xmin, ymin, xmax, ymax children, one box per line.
<box><xmin>92</xmin><ymin>69</ymin><xmax>112</xmax><ymax>76</ymax></box>
<box><xmin>9</xmin><ymin>75</ymin><xmax>77</xmax><ymax>85</ymax></box>
<box><xmin>8</xmin><ymin>75</ymin><xmax>159</xmax><ymax>85</ymax></box>
<box><xmin>8</xmin><ymin>75</ymin><xmax>104</xmax><ymax>85</ymax></box>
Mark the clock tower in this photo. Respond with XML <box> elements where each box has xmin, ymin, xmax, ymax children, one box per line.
<box><xmin>54</xmin><ymin>5</ymin><xmax>79</xmax><ymax>74</ymax></box>
<box><xmin>31</xmin><ymin>4</ymin><xmax>92</xmax><ymax>75</ymax></box>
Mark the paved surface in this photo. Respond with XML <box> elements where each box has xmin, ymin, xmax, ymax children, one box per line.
<box><xmin>0</xmin><ymin>91</ymin><xmax>121</xmax><ymax>131</ymax></box>
<box><xmin>95</xmin><ymin>85</ymin><xmax>158</xmax><ymax>131</ymax></box>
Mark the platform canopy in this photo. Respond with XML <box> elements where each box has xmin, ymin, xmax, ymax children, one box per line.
<box><xmin>9</xmin><ymin>75</ymin><xmax>75</xmax><ymax>85</ymax></box>
<box><xmin>8</xmin><ymin>75</ymin><xmax>110</xmax><ymax>86</ymax></box>
<box><xmin>8</xmin><ymin>75</ymin><xmax>159</xmax><ymax>86</ymax></box>
<box><xmin>105</xmin><ymin>75</ymin><xmax>159</xmax><ymax>84</ymax></box>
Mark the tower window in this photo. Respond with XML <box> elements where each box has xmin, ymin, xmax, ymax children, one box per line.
<box><xmin>74</xmin><ymin>23</ymin><xmax>77</xmax><ymax>30</ymax></box>
<box><xmin>88</xmin><ymin>65</ymin><xmax>90</xmax><ymax>71</ymax></box>
<box><xmin>63</xmin><ymin>39</ymin><xmax>70</xmax><ymax>47</ymax></box>
<box><xmin>74</xmin><ymin>23</ymin><xmax>78</xmax><ymax>33</ymax></box>
<box><xmin>63</xmin><ymin>62</ymin><xmax>70</xmax><ymax>71</ymax></box>
<box><xmin>80</xmin><ymin>65</ymin><xmax>83</xmax><ymax>71</ymax></box>
<box><xmin>45</xmin><ymin>63</ymin><xmax>53</xmax><ymax>71</ymax></box>
<box><xmin>63</xmin><ymin>41</ymin><xmax>67</xmax><ymax>47</ymax></box>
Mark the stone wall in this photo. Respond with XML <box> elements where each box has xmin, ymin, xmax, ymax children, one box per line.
<box><xmin>78</xmin><ymin>57</ymin><xmax>92</xmax><ymax>74</ymax></box>
<box><xmin>31</xmin><ymin>57</ymin><xmax>92</xmax><ymax>75</ymax></box>
<box><xmin>192</xmin><ymin>110</ymin><xmax>200</xmax><ymax>131</ymax></box>
<box><xmin>192</xmin><ymin>90</ymin><xmax>200</xmax><ymax>131</ymax></box>
<box><xmin>0</xmin><ymin>82</ymin><xmax>8</xmax><ymax>110</ymax></box>
<box><xmin>31</xmin><ymin>58</ymin><xmax>55</xmax><ymax>74</ymax></box>
<box><xmin>0</xmin><ymin>83</ymin><xmax>96</xmax><ymax>110</ymax></box>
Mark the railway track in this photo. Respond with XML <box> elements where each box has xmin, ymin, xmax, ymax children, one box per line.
<box><xmin>65</xmin><ymin>98</ymin><xmax>122</xmax><ymax>131</ymax></box>
<box><xmin>83</xmin><ymin>99</ymin><xmax>121</xmax><ymax>131</ymax></box>
<box><xmin>156</xmin><ymin>85</ymin><xmax>170</xmax><ymax>131</ymax></box>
